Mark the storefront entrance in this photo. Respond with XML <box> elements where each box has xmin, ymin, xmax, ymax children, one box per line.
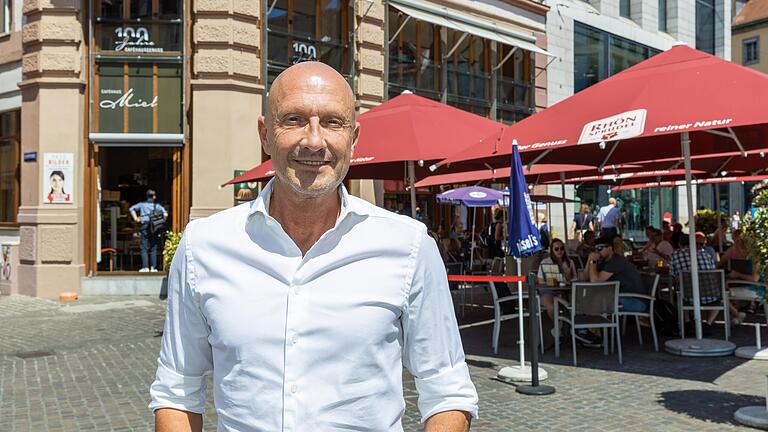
<box><xmin>94</xmin><ymin>146</ymin><xmax>182</xmax><ymax>273</ymax></box>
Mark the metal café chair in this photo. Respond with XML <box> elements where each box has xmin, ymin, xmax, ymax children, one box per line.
<box><xmin>489</xmin><ymin>264</ymin><xmax>544</xmax><ymax>354</ymax></box>
<box><xmin>618</xmin><ymin>273</ymin><xmax>660</xmax><ymax>352</ymax></box>
<box><xmin>554</xmin><ymin>281</ymin><xmax>622</xmax><ymax>366</ymax></box>
<box><xmin>677</xmin><ymin>270</ymin><xmax>730</xmax><ymax>340</ymax></box>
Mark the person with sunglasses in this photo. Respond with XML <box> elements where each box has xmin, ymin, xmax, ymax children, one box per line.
<box><xmin>537</xmin><ymin>239</ymin><xmax>577</xmax><ymax>341</ymax></box>
<box><xmin>587</xmin><ymin>236</ymin><xmax>647</xmax><ymax>313</ymax></box>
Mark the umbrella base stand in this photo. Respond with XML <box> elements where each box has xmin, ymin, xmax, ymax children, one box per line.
<box><xmin>497</xmin><ymin>365</ymin><xmax>548</xmax><ymax>383</ymax></box>
<box><xmin>664</xmin><ymin>338</ymin><xmax>736</xmax><ymax>357</ymax></box>
<box><xmin>516</xmin><ymin>383</ymin><xmax>555</xmax><ymax>396</ymax></box>
<box><xmin>735</xmin><ymin>323</ymin><xmax>768</xmax><ymax>360</ymax></box>
<box><xmin>735</xmin><ymin>346</ymin><xmax>768</xmax><ymax>360</ymax></box>
<box><xmin>734</xmin><ymin>406</ymin><xmax>768</xmax><ymax>430</ymax></box>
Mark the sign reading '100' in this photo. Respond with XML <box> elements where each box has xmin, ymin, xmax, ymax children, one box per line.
<box><xmin>292</xmin><ymin>42</ymin><xmax>317</xmax><ymax>63</ymax></box>
<box><xmin>114</xmin><ymin>27</ymin><xmax>164</xmax><ymax>53</ymax></box>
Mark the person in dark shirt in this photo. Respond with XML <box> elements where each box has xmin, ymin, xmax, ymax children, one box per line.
<box><xmin>586</xmin><ymin>236</ymin><xmax>647</xmax><ymax>312</ymax></box>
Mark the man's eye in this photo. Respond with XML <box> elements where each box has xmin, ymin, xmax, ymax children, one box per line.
<box><xmin>284</xmin><ymin>116</ymin><xmax>303</xmax><ymax>124</ymax></box>
<box><xmin>324</xmin><ymin>119</ymin><xmax>344</xmax><ymax>128</ymax></box>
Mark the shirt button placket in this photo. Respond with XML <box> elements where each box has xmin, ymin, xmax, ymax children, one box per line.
<box><xmin>283</xmin><ymin>281</ymin><xmax>304</xmax><ymax>431</ymax></box>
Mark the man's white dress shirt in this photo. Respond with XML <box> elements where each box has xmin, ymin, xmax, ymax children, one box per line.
<box><xmin>149</xmin><ymin>180</ymin><xmax>478</xmax><ymax>431</ymax></box>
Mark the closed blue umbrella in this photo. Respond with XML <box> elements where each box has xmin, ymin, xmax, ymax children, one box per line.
<box><xmin>508</xmin><ymin>140</ymin><xmax>542</xmax><ymax>258</ymax></box>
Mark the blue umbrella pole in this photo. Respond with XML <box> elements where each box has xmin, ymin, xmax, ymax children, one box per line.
<box><xmin>516</xmin><ymin>272</ymin><xmax>555</xmax><ymax>396</ymax></box>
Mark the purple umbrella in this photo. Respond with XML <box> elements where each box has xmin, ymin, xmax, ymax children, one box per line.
<box><xmin>436</xmin><ymin>186</ymin><xmax>505</xmax><ymax>207</ymax></box>
<box><xmin>437</xmin><ymin>186</ymin><xmax>504</xmax><ymax>270</ymax></box>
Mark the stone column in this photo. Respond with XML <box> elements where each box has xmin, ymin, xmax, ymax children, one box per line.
<box><xmin>17</xmin><ymin>0</ymin><xmax>85</xmax><ymax>298</ymax></box>
<box><xmin>351</xmin><ymin>0</ymin><xmax>385</xmax><ymax>206</ymax></box>
<box><xmin>189</xmin><ymin>0</ymin><xmax>263</xmax><ymax>219</ymax></box>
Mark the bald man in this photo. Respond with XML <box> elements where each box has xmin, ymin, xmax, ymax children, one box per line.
<box><xmin>598</xmin><ymin>197</ymin><xmax>622</xmax><ymax>238</ymax></box>
<box><xmin>149</xmin><ymin>62</ymin><xmax>478</xmax><ymax>432</ymax></box>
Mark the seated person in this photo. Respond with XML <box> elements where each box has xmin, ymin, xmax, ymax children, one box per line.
<box><xmin>644</xmin><ymin>228</ymin><xmax>674</xmax><ymax>268</ymax></box>
<box><xmin>696</xmin><ymin>232</ymin><xmax>718</xmax><ymax>264</ymax></box>
<box><xmin>576</xmin><ymin>230</ymin><xmax>596</xmax><ymax>263</ymax></box>
<box><xmin>670</xmin><ymin>234</ymin><xmax>740</xmax><ymax>326</ymax></box>
<box><xmin>586</xmin><ymin>236</ymin><xmax>648</xmax><ymax>313</ymax></box>
<box><xmin>537</xmin><ymin>239</ymin><xmax>577</xmax><ymax>322</ymax></box>
<box><xmin>719</xmin><ymin>229</ymin><xmax>746</xmax><ymax>268</ymax></box>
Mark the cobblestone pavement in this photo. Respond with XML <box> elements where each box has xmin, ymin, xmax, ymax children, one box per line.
<box><xmin>1</xmin><ymin>293</ymin><xmax>766</xmax><ymax>431</ymax></box>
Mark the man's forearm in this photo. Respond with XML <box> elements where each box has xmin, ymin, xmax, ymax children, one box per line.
<box><xmin>425</xmin><ymin>410</ymin><xmax>471</xmax><ymax>432</ymax></box>
<box><xmin>155</xmin><ymin>408</ymin><xmax>202</xmax><ymax>432</ymax></box>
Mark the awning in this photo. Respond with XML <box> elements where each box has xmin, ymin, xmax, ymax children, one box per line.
<box><xmin>389</xmin><ymin>0</ymin><xmax>553</xmax><ymax>57</ymax></box>
<box><xmin>89</xmin><ymin>133</ymin><xmax>184</xmax><ymax>147</ymax></box>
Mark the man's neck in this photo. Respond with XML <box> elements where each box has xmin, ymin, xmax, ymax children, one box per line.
<box><xmin>269</xmin><ymin>179</ymin><xmax>341</xmax><ymax>256</ymax></box>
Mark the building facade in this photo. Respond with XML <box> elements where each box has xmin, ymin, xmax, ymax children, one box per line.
<box><xmin>0</xmin><ymin>0</ymin><xmax>549</xmax><ymax>298</ymax></box>
<box><xmin>543</xmin><ymin>0</ymin><xmax>732</xmax><ymax>241</ymax></box>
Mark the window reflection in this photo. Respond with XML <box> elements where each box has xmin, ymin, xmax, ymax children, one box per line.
<box><xmin>574</xmin><ymin>22</ymin><xmax>660</xmax><ymax>93</ymax></box>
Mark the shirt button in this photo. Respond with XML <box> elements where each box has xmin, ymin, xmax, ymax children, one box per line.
<box><xmin>291</xmin><ymin>333</ymin><xmax>299</xmax><ymax>344</ymax></box>
<box><xmin>293</xmin><ymin>286</ymin><xmax>301</xmax><ymax>295</ymax></box>
<box><xmin>291</xmin><ymin>384</ymin><xmax>298</xmax><ymax>394</ymax></box>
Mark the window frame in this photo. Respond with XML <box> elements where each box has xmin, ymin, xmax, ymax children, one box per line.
<box><xmin>0</xmin><ymin>109</ymin><xmax>20</xmax><ymax>226</ymax></box>
<box><xmin>1</xmin><ymin>0</ymin><xmax>11</xmax><ymax>36</ymax></box>
<box><xmin>619</xmin><ymin>0</ymin><xmax>631</xmax><ymax>19</ymax></box>
<box><xmin>658</xmin><ymin>0</ymin><xmax>667</xmax><ymax>33</ymax></box>
<box><xmin>743</xmin><ymin>36</ymin><xmax>759</xmax><ymax>65</ymax></box>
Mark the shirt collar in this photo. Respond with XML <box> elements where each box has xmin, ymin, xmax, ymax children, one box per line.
<box><xmin>248</xmin><ymin>178</ymin><xmax>365</xmax><ymax>222</ymax></box>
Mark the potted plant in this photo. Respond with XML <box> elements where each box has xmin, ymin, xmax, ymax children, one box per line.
<box><xmin>159</xmin><ymin>231</ymin><xmax>183</xmax><ymax>300</ymax></box>
<box><xmin>742</xmin><ymin>189</ymin><xmax>768</xmax><ymax>304</ymax></box>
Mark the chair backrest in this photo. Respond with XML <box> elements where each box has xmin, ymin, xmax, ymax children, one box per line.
<box><xmin>571</xmin><ymin>281</ymin><xmax>620</xmax><ymax>316</ymax></box>
<box><xmin>728</xmin><ymin>258</ymin><xmax>752</xmax><ymax>275</ymax></box>
<box><xmin>680</xmin><ymin>270</ymin><xmax>725</xmax><ymax>301</ymax></box>
<box><xmin>640</xmin><ymin>273</ymin><xmax>660</xmax><ymax>298</ymax></box>
<box><xmin>541</xmin><ymin>263</ymin><xmax>564</xmax><ymax>283</ymax></box>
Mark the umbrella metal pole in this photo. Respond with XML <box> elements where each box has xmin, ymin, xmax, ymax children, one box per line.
<box><xmin>517</xmin><ymin>257</ymin><xmax>525</xmax><ymax>368</ymax></box>
<box><xmin>657</xmin><ymin>177</ymin><xmax>663</xmax><ymax>229</ymax></box>
<box><xmin>560</xmin><ymin>172</ymin><xmax>568</xmax><ymax>244</ymax></box>
<box><xmin>516</xmin><ymin>272</ymin><xmax>555</xmax><ymax>396</ymax></box>
<box><xmin>408</xmin><ymin>161</ymin><xmax>417</xmax><ymax>218</ymax></box>
<box><xmin>683</xmin><ymin>132</ymin><xmax>704</xmax><ymax>340</ymax></box>
<box><xmin>716</xmin><ymin>185</ymin><xmax>723</xmax><ymax>254</ymax></box>
<box><xmin>470</xmin><ymin>207</ymin><xmax>477</xmax><ymax>272</ymax></box>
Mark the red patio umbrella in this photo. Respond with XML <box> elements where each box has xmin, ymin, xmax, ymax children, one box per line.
<box><xmin>435</xmin><ymin>45</ymin><xmax>768</xmax><ymax>172</ymax></box>
<box><xmin>224</xmin><ymin>91</ymin><xmax>502</xmax><ymax>216</ymax></box>
<box><xmin>438</xmin><ymin>44</ymin><xmax>768</xmax><ymax>352</ymax></box>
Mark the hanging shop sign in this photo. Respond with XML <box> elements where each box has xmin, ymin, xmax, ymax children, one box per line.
<box><xmin>42</xmin><ymin>153</ymin><xmax>75</xmax><ymax>204</ymax></box>
<box><xmin>96</xmin><ymin>22</ymin><xmax>181</xmax><ymax>54</ymax></box>
<box><xmin>95</xmin><ymin>63</ymin><xmax>182</xmax><ymax>134</ymax></box>
<box><xmin>292</xmin><ymin>41</ymin><xmax>317</xmax><ymax>64</ymax></box>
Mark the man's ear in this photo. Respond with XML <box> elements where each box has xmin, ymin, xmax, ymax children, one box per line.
<box><xmin>258</xmin><ymin>115</ymin><xmax>271</xmax><ymax>156</ymax></box>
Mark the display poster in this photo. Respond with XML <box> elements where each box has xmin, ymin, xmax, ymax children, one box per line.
<box><xmin>43</xmin><ymin>153</ymin><xmax>75</xmax><ymax>204</ymax></box>
<box><xmin>1</xmin><ymin>245</ymin><xmax>11</xmax><ymax>281</ymax></box>
<box><xmin>233</xmin><ymin>170</ymin><xmax>260</xmax><ymax>203</ymax></box>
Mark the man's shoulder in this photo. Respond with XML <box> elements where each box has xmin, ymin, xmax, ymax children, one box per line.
<box><xmin>347</xmin><ymin>195</ymin><xmax>427</xmax><ymax>234</ymax></box>
<box><xmin>182</xmin><ymin>203</ymin><xmax>251</xmax><ymax>240</ymax></box>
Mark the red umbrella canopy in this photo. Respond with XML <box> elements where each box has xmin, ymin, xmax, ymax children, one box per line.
<box><xmin>435</xmin><ymin>44</ymin><xmax>768</xmax><ymax>171</ymax></box>
<box><xmin>550</xmin><ymin>168</ymin><xmax>707</xmax><ymax>186</ymax></box>
<box><xmin>613</xmin><ymin>175</ymin><xmax>768</xmax><ymax>191</ymax></box>
<box><xmin>223</xmin><ymin>92</ymin><xmax>503</xmax><ymax>185</ymax></box>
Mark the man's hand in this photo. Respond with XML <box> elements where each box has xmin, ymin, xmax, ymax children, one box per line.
<box><xmin>587</xmin><ymin>252</ymin><xmax>600</xmax><ymax>263</ymax></box>
<box><xmin>155</xmin><ymin>408</ymin><xmax>202</xmax><ymax>432</ymax></box>
<box><xmin>424</xmin><ymin>410</ymin><xmax>471</xmax><ymax>432</ymax></box>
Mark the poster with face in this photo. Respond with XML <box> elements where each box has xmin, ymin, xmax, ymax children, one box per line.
<box><xmin>43</xmin><ymin>153</ymin><xmax>75</xmax><ymax>204</ymax></box>
<box><xmin>1</xmin><ymin>245</ymin><xmax>10</xmax><ymax>281</ymax></box>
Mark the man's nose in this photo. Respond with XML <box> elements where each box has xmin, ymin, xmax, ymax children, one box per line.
<box><xmin>301</xmin><ymin>117</ymin><xmax>326</xmax><ymax>152</ymax></box>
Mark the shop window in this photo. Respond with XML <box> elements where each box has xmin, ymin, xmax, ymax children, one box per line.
<box><xmin>0</xmin><ymin>110</ymin><xmax>20</xmax><ymax>225</ymax></box>
<box><xmin>658</xmin><ymin>0</ymin><xmax>667</xmax><ymax>32</ymax></box>
<box><xmin>94</xmin><ymin>0</ymin><xmax>182</xmax><ymax>58</ymax></box>
<box><xmin>94</xmin><ymin>62</ymin><xmax>183</xmax><ymax>134</ymax></box>
<box><xmin>267</xmin><ymin>0</ymin><xmax>350</xmax><ymax>84</ymax></box>
<box><xmin>743</xmin><ymin>37</ymin><xmax>759</xmax><ymax>65</ymax></box>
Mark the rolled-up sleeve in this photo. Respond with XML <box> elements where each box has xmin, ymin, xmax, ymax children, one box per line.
<box><xmin>402</xmin><ymin>229</ymin><xmax>479</xmax><ymax>423</ymax></box>
<box><xmin>149</xmin><ymin>222</ymin><xmax>213</xmax><ymax>414</ymax></box>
